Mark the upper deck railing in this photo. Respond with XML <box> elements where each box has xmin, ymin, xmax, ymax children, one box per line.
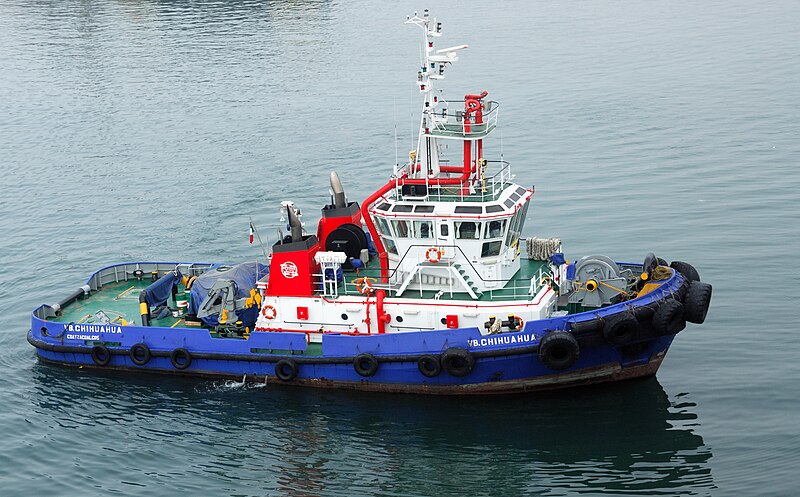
<box><xmin>395</xmin><ymin>160</ymin><xmax>515</xmax><ymax>203</ymax></box>
<box><xmin>426</xmin><ymin>100</ymin><xmax>499</xmax><ymax>140</ymax></box>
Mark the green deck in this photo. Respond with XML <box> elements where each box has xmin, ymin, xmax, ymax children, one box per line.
<box><xmin>337</xmin><ymin>257</ymin><xmax>549</xmax><ymax>301</ymax></box>
<box><xmin>54</xmin><ymin>257</ymin><xmax>550</xmax><ymax>335</ymax></box>
<box><xmin>56</xmin><ymin>278</ymin><xmax>187</xmax><ymax>328</ymax></box>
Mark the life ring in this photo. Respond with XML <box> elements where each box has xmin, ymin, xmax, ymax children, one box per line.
<box><xmin>538</xmin><ymin>331</ymin><xmax>580</xmax><ymax>371</ymax></box>
<box><xmin>354</xmin><ymin>277</ymin><xmax>375</xmax><ymax>295</ymax></box>
<box><xmin>652</xmin><ymin>300</ymin><xmax>686</xmax><ymax>335</ymax></box>
<box><xmin>441</xmin><ymin>347</ymin><xmax>474</xmax><ymax>377</ymax></box>
<box><xmin>426</xmin><ymin>247</ymin><xmax>442</xmax><ymax>263</ymax></box>
<box><xmin>91</xmin><ymin>345</ymin><xmax>111</xmax><ymax>366</ymax></box>
<box><xmin>275</xmin><ymin>359</ymin><xmax>299</xmax><ymax>381</ymax></box>
<box><xmin>417</xmin><ymin>355</ymin><xmax>441</xmax><ymax>378</ymax></box>
<box><xmin>261</xmin><ymin>305</ymin><xmax>277</xmax><ymax>320</ymax></box>
<box><xmin>129</xmin><ymin>343</ymin><xmax>151</xmax><ymax>366</ymax></box>
<box><xmin>603</xmin><ymin>313</ymin><xmax>638</xmax><ymax>345</ymax></box>
<box><xmin>170</xmin><ymin>348</ymin><xmax>192</xmax><ymax>370</ymax></box>
<box><xmin>353</xmin><ymin>353</ymin><xmax>379</xmax><ymax>377</ymax></box>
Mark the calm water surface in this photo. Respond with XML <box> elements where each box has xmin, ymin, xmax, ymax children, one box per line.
<box><xmin>1</xmin><ymin>0</ymin><xmax>799</xmax><ymax>495</ymax></box>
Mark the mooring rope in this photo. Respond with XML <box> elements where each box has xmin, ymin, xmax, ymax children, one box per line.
<box><xmin>526</xmin><ymin>237</ymin><xmax>562</xmax><ymax>260</ymax></box>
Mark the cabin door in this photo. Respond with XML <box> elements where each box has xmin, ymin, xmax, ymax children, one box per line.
<box><xmin>436</xmin><ymin>220</ymin><xmax>454</xmax><ymax>259</ymax></box>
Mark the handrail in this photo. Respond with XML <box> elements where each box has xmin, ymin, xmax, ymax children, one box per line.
<box><xmin>339</xmin><ymin>243</ymin><xmax>553</xmax><ymax>297</ymax></box>
<box><xmin>427</xmin><ymin>101</ymin><xmax>499</xmax><ymax>138</ymax></box>
<box><xmin>394</xmin><ymin>160</ymin><xmax>514</xmax><ymax>202</ymax></box>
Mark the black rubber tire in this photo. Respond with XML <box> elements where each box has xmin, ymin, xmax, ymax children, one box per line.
<box><xmin>275</xmin><ymin>359</ymin><xmax>299</xmax><ymax>381</ymax></box>
<box><xmin>129</xmin><ymin>343</ymin><xmax>151</xmax><ymax>366</ymax></box>
<box><xmin>603</xmin><ymin>313</ymin><xmax>639</xmax><ymax>345</ymax></box>
<box><xmin>684</xmin><ymin>281</ymin><xmax>712</xmax><ymax>324</ymax></box>
<box><xmin>91</xmin><ymin>345</ymin><xmax>111</xmax><ymax>366</ymax></box>
<box><xmin>634</xmin><ymin>303</ymin><xmax>657</xmax><ymax>322</ymax></box>
<box><xmin>170</xmin><ymin>348</ymin><xmax>192</xmax><ymax>370</ymax></box>
<box><xmin>353</xmin><ymin>353</ymin><xmax>379</xmax><ymax>377</ymax></box>
<box><xmin>417</xmin><ymin>355</ymin><xmax>442</xmax><ymax>378</ymax></box>
<box><xmin>657</xmin><ymin>257</ymin><xmax>668</xmax><ymax>267</ymax></box>
<box><xmin>569</xmin><ymin>318</ymin><xmax>603</xmax><ymax>334</ymax></box>
<box><xmin>670</xmin><ymin>261</ymin><xmax>700</xmax><ymax>282</ymax></box>
<box><xmin>538</xmin><ymin>331</ymin><xmax>580</xmax><ymax>371</ymax></box>
<box><xmin>441</xmin><ymin>347</ymin><xmax>475</xmax><ymax>377</ymax></box>
<box><xmin>652</xmin><ymin>300</ymin><xmax>686</xmax><ymax>335</ymax></box>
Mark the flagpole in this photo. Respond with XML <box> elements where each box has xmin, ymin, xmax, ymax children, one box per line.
<box><xmin>250</xmin><ymin>216</ymin><xmax>269</xmax><ymax>262</ymax></box>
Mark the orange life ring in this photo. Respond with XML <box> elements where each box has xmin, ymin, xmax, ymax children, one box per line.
<box><xmin>426</xmin><ymin>247</ymin><xmax>442</xmax><ymax>263</ymax></box>
<box><xmin>353</xmin><ymin>277</ymin><xmax>375</xmax><ymax>295</ymax></box>
<box><xmin>261</xmin><ymin>305</ymin><xmax>276</xmax><ymax>320</ymax></box>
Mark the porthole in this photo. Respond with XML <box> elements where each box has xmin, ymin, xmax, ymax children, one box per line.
<box><xmin>341</xmin><ymin>313</ymin><xmax>349</xmax><ymax>320</ymax></box>
<box><xmin>396</xmin><ymin>316</ymin><xmax>404</xmax><ymax>323</ymax></box>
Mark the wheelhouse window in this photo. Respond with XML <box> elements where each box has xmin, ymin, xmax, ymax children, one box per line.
<box><xmin>481</xmin><ymin>219</ymin><xmax>508</xmax><ymax>258</ymax></box>
<box><xmin>376</xmin><ymin>217</ymin><xmax>392</xmax><ymax>237</ymax></box>
<box><xmin>484</xmin><ymin>219</ymin><xmax>507</xmax><ymax>239</ymax></box>
<box><xmin>505</xmin><ymin>201</ymin><xmax>530</xmax><ymax>249</ymax></box>
<box><xmin>392</xmin><ymin>220</ymin><xmax>410</xmax><ymax>238</ymax></box>
<box><xmin>481</xmin><ymin>241</ymin><xmax>503</xmax><ymax>257</ymax></box>
<box><xmin>374</xmin><ymin>216</ymin><xmax>398</xmax><ymax>255</ymax></box>
<box><xmin>414</xmin><ymin>220</ymin><xmax>433</xmax><ymax>239</ymax></box>
<box><xmin>455</xmin><ymin>221</ymin><xmax>482</xmax><ymax>240</ymax></box>
<box><xmin>384</xmin><ymin>237</ymin><xmax>398</xmax><ymax>255</ymax></box>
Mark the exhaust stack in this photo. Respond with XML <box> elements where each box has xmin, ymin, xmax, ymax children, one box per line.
<box><xmin>330</xmin><ymin>171</ymin><xmax>347</xmax><ymax>209</ymax></box>
<box><xmin>287</xmin><ymin>206</ymin><xmax>303</xmax><ymax>242</ymax></box>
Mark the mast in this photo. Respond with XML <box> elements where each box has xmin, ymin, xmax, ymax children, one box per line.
<box><xmin>405</xmin><ymin>10</ymin><xmax>468</xmax><ymax>180</ymax></box>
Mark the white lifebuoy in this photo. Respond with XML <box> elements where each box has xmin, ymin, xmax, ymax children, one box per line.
<box><xmin>354</xmin><ymin>277</ymin><xmax>375</xmax><ymax>295</ymax></box>
<box><xmin>426</xmin><ymin>247</ymin><xmax>442</xmax><ymax>263</ymax></box>
<box><xmin>261</xmin><ymin>305</ymin><xmax>277</xmax><ymax>320</ymax></box>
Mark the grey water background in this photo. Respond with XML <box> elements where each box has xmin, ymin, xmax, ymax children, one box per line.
<box><xmin>1</xmin><ymin>0</ymin><xmax>798</xmax><ymax>495</ymax></box>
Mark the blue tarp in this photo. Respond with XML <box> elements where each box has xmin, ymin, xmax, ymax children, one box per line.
<box><xmin>144</xmin><ymin>271</ymin><xmax>179</xmax><ymax>308</ymax></box>
<box><xmin>189</xmin><ymin>262</ymin><xmax>268</xmax><ymax>327</ymax></box>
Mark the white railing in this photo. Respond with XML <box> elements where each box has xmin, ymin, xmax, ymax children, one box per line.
<box><xmin>428</xmin><ymin>100</ymin><xmax>500</xmax><ymax>139</ymax></box>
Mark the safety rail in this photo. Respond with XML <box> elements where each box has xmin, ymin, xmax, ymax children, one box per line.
<box><xmin>394</xmin><ymin>160</ymin><xmax>515</xmax><ymax>203</ymax></box>
<box><xmin>328</xmin><ymin>243</ymin><xmax>553</xmax><ymax>301</ymax></box>
<box><xmin>528</xmin><ymin>264</ymin><xmax>554</xmax><ymax>297</ymax></box>
<box><xmin>426</xmin><ymin>100</ymin><xmax>499</xmax><ymax>139</ymax></box>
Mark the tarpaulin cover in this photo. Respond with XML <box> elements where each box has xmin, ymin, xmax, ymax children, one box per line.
<box><xmin>144</xmin><ymin>271</ymin><xmax>179</xmax><ymax>308</ymax></box>
<box><xmin>189</xmin><ymin>262</ymin><xmax>268</xmax><ymax>326</ymax></box>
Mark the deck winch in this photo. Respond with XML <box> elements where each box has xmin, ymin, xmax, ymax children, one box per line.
<box><xmin>567</xmin><ymin>255</ymin><xmax>629</xmax><ymax>308</ymax></box>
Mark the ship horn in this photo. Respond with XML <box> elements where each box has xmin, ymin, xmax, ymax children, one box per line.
<box><xmin>330</xmin><ymin>171</ymin><xmax>347</xmax><ymax>209</ymax></box>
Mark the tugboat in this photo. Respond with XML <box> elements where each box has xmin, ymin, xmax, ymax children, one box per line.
<box><xmin>28</xmin><ymin>11</ymin><xmax>712</xmax><ymax>394</ymax></box>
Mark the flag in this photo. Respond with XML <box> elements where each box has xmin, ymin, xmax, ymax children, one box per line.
<box><xmin>249</xmin><ymin>222</ymin><xmax>255</xmax><ymax>244</ymax></box>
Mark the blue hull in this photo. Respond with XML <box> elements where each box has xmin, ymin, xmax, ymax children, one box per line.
<box><xmin>28</xmin><ymin>261</ymin><xmax>689</xmax><ymax>394</ymax></box>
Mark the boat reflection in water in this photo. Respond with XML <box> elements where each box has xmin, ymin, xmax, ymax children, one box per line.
<box><xmin>28</xmin><ymin>364</ymin><xmax>713</xmax><ymax>496</ymax></box>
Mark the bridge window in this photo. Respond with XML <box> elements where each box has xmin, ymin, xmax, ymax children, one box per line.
<box><xmin>376</xmin><ymin>217</ymin><xmax>392</xmax><ymax>236</ymax></box>
<box><xmin>392</xmin><ymin>220</ymin><xmax>410</xmax><ymax>238</ymax></box>
<box><xmin>505</xmin><ymin>201</ymin><xmax>530</xmax><ymax>249</ymax></box>
<box><xmin>481</xmin><ymin>219</ymin><xmax>507</xmax><ymax>258</ymax></box>
<box><xmin>455</xmin><ymin>221</ymin><xmax>482</xmax><ymax>240</ymax></box>
<box><xmin>481</xmin><ymin>241</ymin><xmax>502</xmax><ymax>257</ymax></box>
<box><xmin>384</xmin><ymin>237</ymin><xmax>398</xmax><ymax>255</ymax></box>
<box><xmin>414</xmin><ymin>221</ymin><xmax>433</xmax><ymax>239</ymax></box>
<box><xmin>484</xmin><ymin>219</ymin><xmax>507</xmax><ymax>239</ymax></box>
